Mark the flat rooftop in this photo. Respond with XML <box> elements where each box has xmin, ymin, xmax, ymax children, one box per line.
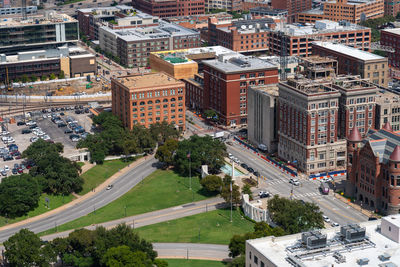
<box><xmin>381</xmin><ymin>28</ymin><xmax>400</xmax><ymax>35</ymax></box>
<box><xmin>114</xmin><ymin>72</ymin><xmax>184</xmax><ymax>90</ymax></box>
<box><xmin>247</xmin><ymin>218</ymin><xmax>400</xmax><ymax>267</ymax></box>
<box><xmin>277</xmin><ymin>20</ymin><xmax>368</xmax><ymax>36</ymax></box>
<box><xmin>327</xmin><ymin>0</ymin><xmax>379</xmax><ymax>5</ymax></box>
<box><xmin>301</xmin><ymin>55</ymin><xmax>337</xmax><ymax>64</ymax></box>
<box><xmin>284</xmin><ymin>78</ymin><xmax>338</xmax><ymax>95</ymax></box>
<box><xmin>249</xmin><ymin>84</ymin><xmax>279</xmax><ymax>97</ymax></box>
<box><xmin>302</xmin><ymin>7</ymin><xmax>324</xmax><ymax>15</ymax></box>
<box><xmin>100</xmin><ymin>20</ymin><xmax>198</xmax><ymax>42</ymax></box>
<box><xmin>0</xmin><ymin>12</ymin><xmax>76</xmax><ymax>27</ymax></box>
<box><xmin>203</xmin><ymin>55</ymin><xmax>277</xmax><ymax>73</ymax></box>
<box><xmin>313</xmin><ymin>41</ymin><xmax>385</xmax><ymax>61</ymax></box>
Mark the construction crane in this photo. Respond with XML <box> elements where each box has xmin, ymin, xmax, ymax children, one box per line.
<box><xmin>5</xmin><ymin>67</ymin><xmax>12</xmax><ymax>91</ymax></box>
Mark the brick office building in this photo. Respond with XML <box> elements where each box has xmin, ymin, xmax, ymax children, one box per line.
<box><xmin>184</xmin><ymin>73</ymin><xmax>204</xmax><ymax>111</ymax></box>
<box><xmin>202</xmin><ymin>54</ymin><xmax>278</xmax><ymax>126</ymax></box>
<box><xmin>384</xmin><ymin>0</ymin><xmax>400</xmax><ymax>16</ymax></box>
<box><xmin>381</xmin><ymin>28</ymin><xmax>400</xmax><ymax>78</ymax></box>
<box><xmin>133</xmin><ymin>0</ymin><xmax>205</xmax><ymax>18</ymax></box>
<box><xmin>271</xmin><ymin>0</ymin><xmax>311</xmax><ymax>21</ymax></box>
<box><xmin>346</xmin><ymin>125</ymin><xmax>400</xmax><ymax>215</ymax></box>
<box><xmin>205</xmin><ymin>0</ymin><xmax>242</xmax><ymax>12</ymax></box>
<box><xmin>111</xmin><ymin>72</ymin><xmax>186</xmax><ymax>130</ymax></box>
<box><xmin>312</xmin><ymin>41</ymin><xmax>389</xmax><ymax>87</ymax></box>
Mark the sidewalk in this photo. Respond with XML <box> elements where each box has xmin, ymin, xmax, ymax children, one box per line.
<box><xmin>334</xmin><ymin>193</ymin><xmax>375</xmax><ymax>217</ymax></box>
<box><xmin>0</xmin><ymin>155</ymin><xmax>154</xmax><ymax>232</ymax></box>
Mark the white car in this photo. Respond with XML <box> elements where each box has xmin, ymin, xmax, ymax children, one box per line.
<box><xmin>1</xmin><ymin>131</ymin><xmax>10</xmax><ymax>136</ymax></box>
<box><xmin>106</xmin><ymin>184</ymin><xmax>113</xmax><ymax>190</ymax></box>
<box><xmin>289</xmin><ymin>178</ymin><xmax>300</xmax><ymax>186</ymax></box>
<box><xmin>30</xmin><ymin>136</ymin><xmax>39</xmax><ymax>142</ymax></box>
<box><xmin>331</xmin><ymin>222</ymin><xmax>339</xmax><ymax>227</ymax></box>
<box><xmin>26</xmin><ymin>121</ymin><xmax>36</xmax><ymax>126</ymax></box>
<box><xmin>323</xmin><ymin>215</ymin><xmax>331</xmax><ymax>223</ymax></box>
<box><xmin>42</xmin><ymin>135</ymin><xmax>50</xmax><ymax>141</ymax></box>
<box><xmin>4</xmin><ymin>165</ymin><xmax>9</xmax><ymax>172</ymax></box>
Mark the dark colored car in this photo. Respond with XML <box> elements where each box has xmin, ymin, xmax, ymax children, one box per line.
<box><xmin>75</xmin><ymin>110</ymin><xmax>81</xmax><ymax>114</ymax></box>
<box><xmin>241</xmin><ymin>163</ymin><xmax>248</xmax><ymax>169</ymax></box>
<box><xmin>69</xmin><ymin>134</ymin><xmax>80</xmax><ymax>140</ymax></box>
<box><xmin>248</xmin><ymin>167</ymin><xmax>255</xmax><ymax>173</ymax></box>
<box><xmin>60</xmin><ymin>112</ymin><xmax>65</xmax><ymax>116</ymax></box>
<box><xmin>3</xmin><ymin>155</ymin><xmax>13</xmax><ymax>161</ymax></box>
<box><xmin>254</xmin><ymin>171</ymin><xmax>260</xmax><ymax>177</ymax></box>
<box><xmin>29</xmin><ymin>124</ymin><xmax>38</xmax><ymax>129</ymax></box>
<box><xmin>17</xmin><ymin>121</ymin><xmax>26</xmax><ymax>126</ymax></box>
<box><xmin>259</xmin><ymin>192</ymin><xmax>270</xmax><ymax>198</ymax></box>
<box><xmin>22</xmin><ymin>129</ymin><xmax>32</xmax><ymax>134</ymax></box>
<box><xmin>368</xmin><ymin>217</ymin><xmax>378</xmax><ymax>221</ymax></box>
<box><xmin>51</xmin><ymin>108</ymin><xmax>55</xmax><ymax>112</ymax></box>
<box><xmin>12</xmin><ymin>168</ymin><xmax>18</xmax><ymax>174</ymax></box>
<box><xmin>58</xmin><ymin>123</ymin><xmax>67</xmax><ymax>128</ymax></box>
<box><xmin>64</xmin><ymin>129</ymin><xmax>73</xmax><ymax>134</ymax></box>
<box><xmin>17</xmin><ymin>168</ymin><xmax>23</xmax><ymax>174</ymax></box>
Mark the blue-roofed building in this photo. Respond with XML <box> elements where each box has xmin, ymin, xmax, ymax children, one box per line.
<box><xmin>346</xmin><ymin>123</ymin><xmax>400</xmax><ymax>215</ymax></box>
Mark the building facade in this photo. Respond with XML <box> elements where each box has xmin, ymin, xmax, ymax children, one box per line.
<box><xmin>112</xmin><ymin>72</ymin><xmax>186</xmax><ymax>130</ymax></box>
<box><xmin>298</xmin><ymin>0</ymin><xmax>384</xmax><ymax>24</ymax></box>
<box><xmin>184</xmin><ymin>73</ymin><xmax>204</xmax><ymax>111</ymax></box>
<box><xmin>384</xmin><ymin>0</ymin><xmax>400</xmax><ymax>16</ymax></box>
<box><xmin>133</xmin><ymin>0</ymin><xmax>205</xmax><ymax>18</ymax></box>
<box><xmin>278</xmin><ymin>78</ymin><xmax>347</xmax><ymax>174</ymax></box>
<box><xmin>202</xmin><ymin>54</ymin><xmax>279</xmax><ymax>126</ymax></box>
<box><xmin>381</xmin><ymin>28</ymin><xmax>400</xmax><ymax>78</ymax></box>
<box><xmin>346</xmin><ymin>126</ymin><xmax>400</xmax><ymax>214</ymax></box>
<box><xmin>0</xmin><ymin>6</ymin><xmax>37</xmax><ymax>15</ymax></box>
<box><xmin>375</xmin><ymin>90</ymin><xmax>400</xmax><ymax>131</ymax></box>
<box><xmin>248</xmin><ymin>84</ymin><xmax>279</xmax><ymax>153</ymax></box>
<box><xmin>271</xmin><ymin>0</ymin><xmax>312</xmax><ymax>21</ymax></box>
<box><xmin>0</xmin><ymin>12</ymin><xmax>79</xmax><ymax>54</ymax></box>
<box><xmin>205</xmin><ymin>0</ymin><xmax>241</xmax><ymax>12</ymax></box>
<box><xmin>312</xmin><ymin>41</ymin><xmax>389</xmax><ymax>87</ymax></box>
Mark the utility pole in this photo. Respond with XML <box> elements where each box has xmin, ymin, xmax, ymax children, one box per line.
<box><xmin>188</xmin><ymin>151</ymin><xmax>192</xmax><ymax>190</ymax></box>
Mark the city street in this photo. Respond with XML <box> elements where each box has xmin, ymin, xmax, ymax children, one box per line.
<box><xmin>227</xmin><ymin>142</ymin><xmax>368</xmax><ymax>226</ymax></box>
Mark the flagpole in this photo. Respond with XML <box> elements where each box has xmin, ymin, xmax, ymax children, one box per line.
<box><xmin>189</xmin><ymin>151</ymin><xmax>192</xmax><ymax>190</ymax></box>
<box><xmin>230</xmin><ymin>181</ymin><xmax>232</xmax><ymax>223</ymax></box>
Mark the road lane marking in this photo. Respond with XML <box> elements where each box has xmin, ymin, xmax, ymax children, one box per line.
<box><xmin>313</xmin><ymin>197</ymin><xmax>361</xmax><ymax>222</ymax></box>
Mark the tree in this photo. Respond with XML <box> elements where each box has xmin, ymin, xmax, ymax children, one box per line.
<box><xmin>4</xmin><ymin>229</ymin><xmax>55</xmax><ymax>267</ymax></box>
<box><xmin>41</xmin><ymin>75</ymin><xmax>47</xmax><ymax>81</ymax></box>
<box><xmin>200</xmin><ymin>175</ymin><xmax>223</xmax><ymax>193</ymax></box>
<box><xmin>0</xmin><ymin>174</ymin><xmax>41</xmax><ymax>218</ymax></box>
<box><xmin>149</xmin><ymin>121</ymin><xmax>179</xmax><ymax>143</ymax></box>
<box><xmin>58</xmin><ymin>70</ymin><xmax>65</xmax><ymax>79</ymax></box>
<box><xmin>242</xmin><ymin>184</ymin><xmax>253</xmax><ymax>200</ymax></box>
<box><xmin>155</xmin><ymin>139</ymin><xmax>178</xmax><ymax>166</ymax></box>
<box><xmin>49</xmin><ymin>73</ymin><xmax>56</xmax><ymax>80</ymax></box>
<box><xmin>204</xmin><ymin>109</ymin><xmax>218</xmax><ymax>120</ymax></box>
<box><xmin>228</xmin><ymin>255</ymin><xmax>245</xmax><ymax>267</ymax></box>
<box><xmin>102</xmin><ymin>246</ymin><xmax>152</xmax><ymax>267</ymax></box>
<box><xmin>221</xmin><ymin>183</ymin><xmax>241</xmax><ymax>206</ymax></box>
<box><xmin>21</xmin><ymin>74</ymin><xmax>29</xmax><ymax>83</ymax></box>
<box><xmin>30</xmin><ymin>75</ymin><xmax>38</xmax><ymax>82</ymax></box>
<box><xmin>268</xmin><ymin>195</ymin><xmax>324</xmax><ymax>234</ymax></box>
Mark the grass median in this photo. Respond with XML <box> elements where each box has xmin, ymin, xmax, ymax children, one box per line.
<box><xmin>135</xmin><ymin>208</ymin><xmax>254</xmax><ymax>244</ymax></box>
<box><xmin>162</xmin><ymin>259</ymin><xmax>227</xmax><ymax>267</ymax></box>
<box><xmin>40</xmin><ymin>169</ymin><xmax>214</xmax><ymax>236</ymax></box>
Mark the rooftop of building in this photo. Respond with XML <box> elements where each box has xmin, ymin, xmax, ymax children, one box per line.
<box><xmin>0</xmin><ymin>11</ymin><xmax>76</xmax><ymax>27</ymax></box>
<box><xmin>165</xmin><ymin>12</ymin><xmax>232</xmax><ymax>22</ymax></box>
<box><xmin>183</xmin><ymin>73</ymin><xmax>204</xmax><ymax>87</ymax></box>
<box><xmin>247</xmin><ymin>216</ymin><xmax>400</xmax><ymax>267</ymax></box>
<box><xmin>277</xmin><ymin>20</ymin><xmax>368</xmax><ymax>36</ymax></box>
<box><xmin>259</xmin><ymin>55</ymin><xmax>299</xmax><ymax>65</ymax></box>
<box><xmin>218</xmin><ymin>17</ymin><xmax>275</xmax><ymax>34</ymax></box>
<box><xmin>365</xmin><ymin>126</ymin><xmax>400</xmax><ymax>163</ymax></box>
<box><xmin>326</xmin><ymin>0</ymin><xmax>381</xmax><ymax>5</ymax></box>
<box><xmin>313</xmin><ymin>41</ymin><xmax>385</xmax><ymax>61</ymax></box>
<box><xmin>302</xmin><ymin>7</ymin><xmax>324</xmax><ymax>15</ymax></box>
<box><xmin>202</xmin><ymin>54</ymin><xmax>277</xmax><ymax>73</ymax></box>
<box><xmin>100</xmin><ymin>20</ymin><xmax>198</xmax><ymax>42</ymax></box>
<box><xmin>301</xmin><ymin>55</ymin><xmax>337</xmax><ymax>64</ymax></box>
<box><xmin>331</xmin><ymin>75</ymin><xmax>378</xmax><ymax>92</ymax></box>
<box><xmin>381</xmin><ymin>27</ymin><xmax>400</xmax><ymax>35</ymax></box>
<box><xmin>0</xmin><ymin>46</ymin><xmax>91</xmax><ymax>64</ymax></box>
<box><xmin>113</xmin><ymin>72</ymin><xmax>184</xmax><ymax>90</ymax></box>
<box><xmin>152</xmin><ymin>46</ymin><xmax>237</xmax><ymax>65</ymax></box>
<box><xmin>78</xmin><ymin>4</ymin><xmax>131</xmax><ymax>14</ymax></box>
<box><xmin>249</xmin><ymin>7</ymin><xmax>288</xmax><ymax>15</ymax></box>
<box><xmin>249</xmin><ymin>84</ymin><xmax>279</xmax><ymax>97</ymax></box>
<box><xmin>376</xmin><ymin>89</ymin><xmax>400</xmax><ymax>104</ymax></box>
<box><xmin>283</xmin><ymin>77</ymin><xmax>338</xmax><ymax>95</ymax></box>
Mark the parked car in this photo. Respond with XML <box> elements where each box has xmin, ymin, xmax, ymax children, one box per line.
<box><xmin>241</xmin><ymin>163</ymin><xmax>248</xmax><ymax>169</ymax></box>
<box><xmin>17</xmin><ymin>167</ymin><xmax>23</xmax><ymax>174</ymax></box>
<box><xmin>22</xmin><ymin>129</ymin><xmax>32</xmax><ymax>134</ymax></box>
<box><xmin>322</xmin><ymin>215</ymin><xmax>331</xmax><ymax>223</ymax></box>
<box><xmin>17</xmin><ymin>121</ymin><xmax>26</xmax><ymax>126</ymax></box>
<box><xmin>30</xmin><ymin>136</ymin><xmax>39</xmax><ymax>142</ymax></box>
<box><xmin>12</xmin><ymin>168</ymin><xmax>18</xmax><ymax>174</ymax></box>
<box><xmin>247</xmin><ymin>167</ymin><xmax>255</xmax><ymax>173</ymax></box>
<box><xmin>1</xmin><ymin>170</ymin><xmax>6</xmax><ymax>176</ymax></box>
<box><xmin>58</xmin><ymin>123</ymin><xmax>67</xmax><ymax>128</ymax></box>
<box><xmin>259</xmin><ymin>192</ymin><xmax>270</xmax><ymax>198</ymax></box>
<box><xmin>3</xmin><ymin>165</ymin><xmax>9</xmax><ymax>172</ymax></box>
<box><xmin>3</xmin><ymin>155</ymin><xmax>13</xmax><ymax>161</ymax></box>
<box><xmin>64</xmin><ymin>129</ymin><xmax>73</xmax><ymax>134</ymax></box>
<box><xmin>106</xmin><ymin>184</ymin><xmax>113</xmax><ymax>190</ymax></box>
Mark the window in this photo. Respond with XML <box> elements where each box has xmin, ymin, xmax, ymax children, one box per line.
<box><xmin>240</xmin><ymin>74</ymin><xmax>246</xmax><ymax>79</ymax></box>
<box><xmin>254</xmin><ymin>256</ymin><xmax>258</xmax><ymax>264</ymax></box>
<box><xmin>258</xmin><ymin>72</ymin><xmax>264</xmax><ymax>77</ymax></box>
<box><xmin>249</xmin><ymin>73</ymin><xmax>255</xmax><ymax>78</ymax></box>
<box><xmin>163</xmin><ymin>99</ymin><xmax>168</xmax><ymax>102</ymax></box>
<box><xmin>140</xmin><ymin>101</ymin><xmax>145</xmax><ymax>106</ymax></box>
<box><xmin>147</xmin><ymin>100</ymin><xmax>153</xmax><ymax>104</ymax></box>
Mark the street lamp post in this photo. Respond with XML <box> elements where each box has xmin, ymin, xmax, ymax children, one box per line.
<box><xmin>230</xmin><ymin>181</ymin><xmax>233</xmax><ymax>223</ymax></box>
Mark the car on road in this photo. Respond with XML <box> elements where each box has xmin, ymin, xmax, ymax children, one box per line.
<box><xmin>259</xmin><ymin>191</ymin><xmax>270</xmax><ymax>198</ymax></box>
<box><xmin>241</xmin><ymin>163</ymin><xmax>248</xmax><ymax>169</ymax></box>
<box><xmin>22</xmin><ymin>129</ymin><xmax>32</xmax><ymax>134</ymax></box>
<box><xmin>254</xmin><ymin>171</ymin><xmax>260</xmax><ymax>177</ymax></box>
<box><xmin>331</xmin><ymin>222</ymin><xmax>339</xmax><ymax>227</ymax></box>
<box><xmin>106</xmin><ymin>185</ymin><xmax>113</xmax><ymax>190</ymax></box>
<box><xmin>247</xmin><ymin>167</ymin><xmax>255</xmax><ymax>173</ymax></box>
<box><xmin>322</xmin><ymin>215</ymin><xmax>331</xmax><ymax>223</ymax></box>
<box><xmin>289</xmin><ymin>178</ymin><xmax>300</xmax><ymax>186</ymax></box>
<box><xmin>368</xmin><ymin>217</ymin><xmax>378</xmax><ymax>221</ymax></box>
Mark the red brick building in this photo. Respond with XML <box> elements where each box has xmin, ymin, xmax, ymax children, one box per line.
<box><xmin>184</xmin><ymin>73</ymin><xmax>204</xmax><ymax>111</ymax></box>
<box><xmin>112</xmin><ymin>72</ymin><xmax>186</xmax><ymax>130</ymax></box>
<box><xmin>132</xmin><ymin>0</ymin><xmax>205</xmax><ymax>18</ymax></box>
<box><xmin>202</xmin><ymin>55</ymin><xmax>278</xmax><ymax>126</ymax></box>
<box><xmin>384</xmin><ymin>0</ymin><xmax>400</xmax><ymax>16</ymax></box>
<box><xmin>271</xmin><ymin>0</ymin><xmax>311</xmax><ymax>21</ymax></box>
<box><xmin>346</xmin><ymin>124</ymin><xmax>400</xmax><ymax>215</ymax></box>
<box><xmin>381</xmin><ymin>28</ymin><xmax>400</xmax><ymax>78</ymax></box>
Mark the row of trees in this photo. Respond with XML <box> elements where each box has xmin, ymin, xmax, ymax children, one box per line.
<box><xmin>0</xmin><ymin>139</ymin><xmax>83</xmax><ymax>218</ymax></box>
<box><xmin>4</xmin><ymin>224</ymin><xmax>167</xmax><ymax>267</ymax></box>
<box><xmin>360</xmin><ymin>15</ymin><xmax>395</xmax><ymax>42</ymax></box>
<box><xmin>13</xmin><ymin>72</ymin><xmax>65</xmax><ymax>84</ymax></box>
<box><xmin>228</xmin><ymin>196</ymin><xmax>324</xmax><ymax>266</ymax></box>
<box><xmin>78</xmin><ymin>112</ymin><xmax>179</xmax><ymax>164</ymax></box>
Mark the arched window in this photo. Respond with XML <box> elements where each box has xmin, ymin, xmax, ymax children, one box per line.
<box><xmin>140</xmin><ymin>101</ymin><xmax>145</xmax><ymax>105</ymax></box>
<box><xmin>148</xmin><ymin>100</ymin><xmax>153</xmax><ymax>104</ymax></box>
<box><xmin>163</xmin><ymin>99</ymin><xmax>168</xmax><ymax>102</ymax></box>
<box><xmin>171</xmin><ymin>98</ymin><xmax>176</xmax><ymax>102</ymax></box>
<box><xmin>155</xmin><ymin>99</ymin><xmax>161</xmax><ymax>103</ymax></box>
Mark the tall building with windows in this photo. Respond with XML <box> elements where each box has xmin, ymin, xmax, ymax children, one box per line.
<box><xmin>202</xmin><ymin>54</ymin><xmax>278</xmax><ymax>126</ymax></box>
<box><xmin>271</xmin><ymin>0</ymin><xmax>311</xmax><ymax>21</ymax></box>
<box><xmin>111</xmin><ymin>72</ymin><xmax>186</xmax><ymax>130</ymax></box>
<box><xmin>133</xmin><ymin>0</ymin><xmax>205</xmax><ymax>18</ymax></box>
<box><xmin>375</xmin><ymin>90</ymin><xmax>400</xmax><ymax>131</ymax></box>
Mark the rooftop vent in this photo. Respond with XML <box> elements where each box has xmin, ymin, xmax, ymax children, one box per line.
<box><xmin>340</xmin><ymin>224</ymin><xmax>366</xmax><ymax>243</ymax></box>
<box><xmin>230</xmin><ymin>57</ymin><xmax>251</xmax><ymax>68</ymax></box>
<box><xmin>301</xmin><ymin>230</ymin><xmax>327</xmax><ymax>250</ymax></box>
<box><xmin>357</xmin><ymin>258</ymin><xmax>369</xmax><ymax>265</ymax></box>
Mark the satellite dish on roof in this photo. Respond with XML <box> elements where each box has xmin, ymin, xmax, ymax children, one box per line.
<box><xmin>249</xmin><ymin>25</ymin><xmax>253</xmax><ymax>29</ymax></box>
<box><xmin>241</xmin><ymin>25</ymin><xmax>246</xmax><ymax>29</ymax></box>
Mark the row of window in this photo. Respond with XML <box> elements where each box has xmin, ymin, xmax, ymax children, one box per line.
<box><xmin>131</xmin><ymin>89</ymin><xmax>183</xmax><ymax>100</ymax></box>
<box><xmin>132</xmin><ymin>97</ymin><xmax>183</xmax><ymax>106</ymax></box>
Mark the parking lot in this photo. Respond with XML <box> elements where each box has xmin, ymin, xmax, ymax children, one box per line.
<box><xmin>0</xmin><ymin>106</ymin><xmax>93</xmax><ymax>180</ymax></box>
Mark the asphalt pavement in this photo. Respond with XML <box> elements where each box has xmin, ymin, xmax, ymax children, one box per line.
<box><xmin>0</xmin><ymin>157</ymin><xmax>159</xmax><ymax>243</ymax></box>
<box><xmin>153</xmin><ymin>243</ymin><xmax>229</xmax><ymax>261</ymax></box>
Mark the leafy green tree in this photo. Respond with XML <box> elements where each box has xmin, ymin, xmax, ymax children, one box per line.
<box><xmin>4</xmin><ymin>229</ymin><xmax>55</xmax><ymax>267</ymax></box>
<box><xmin>149</xmin><ymin>121</ymin><xmax>179</xmax><ymax>143</ymax></box>
<box><xmin>221</xmin><ymin>183</ymin><xmax>241</xmax><ymax>206</ymax></box>
<box><xmin>155</xmin><ymin>139</ymin><xmax>178</xmax><ymax>166</ymax></box>
<box><xmin>174</xmin><ymin>135</ymin><xmax>226</xmax><ymax>176</ymax></box>
<box><xmin>102</xmin><ymin>246</ymin><xmax>152</xmax><ymax>267</ymax></box>
<box><xmin>58</xmin><ymin>70</ymin><xmax>65</xmax><ymax>79</ymax></box>
<box><xmin>204</xmin><ymin>109</ymin><xmax>218</xmax><ymax>120</ymax></box>
<box><xmin>228</xmin><ymin>255</ymin><xmax>245</xmax><ymax>267</ymax></box>
<box><xmin>242</xmin><ymin>184</ymin><xmax>253</xmax><ymax>200</ymax></box>
<box><xmin>268</xmin><ymin>195</ymin><xmax>324</xmax><ymax>234</ymax></box>
<box><xmin>41</xmin><ymin>75</ymin><xmax>47</xmax><ymax>81</ymax></box>
<box><xmin>200</xmin><ymin>175</ymin><xmax>223</xmax><ymax>193</ymax></box>
<box><xmin>21</xmin><ymin>74</ymin><xmax>29</xmax><ymax>83</ymax></box>
<box><xmin>49</xmin><ymin>73</ymin><xmax>56</xmax><ymax>80</ymax></box>
<box><xmin>30</xmin><ymin>75</ymin><xmax>38</xmax><ymax>82</ymax></box>
<box><xmin>0</xmin><ymin>174</ymin><xmax>41</xmax><ymax>218</ymax></box>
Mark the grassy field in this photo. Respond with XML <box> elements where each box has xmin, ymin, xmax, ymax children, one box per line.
<box><xmin>162</xmin><ymin>259</ymin><xmax>227</xmax><ymax>267</ymax></box>
<box><xmin>136</xmin><ymin>208</ymin><xmax>254</xmax><ymax>244</ymax></box>
<box><xmin>79</xmin><ymin>159</ymin><xmax>134</xmax><ymax>195</ymax></box>
<box><xmin>0</xmin><ymin>193</ymin><xmax>75</xmax><ymax>227</ymax></box>
<box><xmin>40</xmin><ymin>170</ymin><xmax>213</xmax><ymax>235</ymax></box>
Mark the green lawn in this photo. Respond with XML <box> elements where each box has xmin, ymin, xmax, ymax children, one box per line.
<box><xmin>162</xmin><ymin>259</ymin><xmax>227</xmax><ymax>267</ymax></box>
<box><xmin>136</xmin><ymin>208</ymin><xmax>254</xmax><ymax>244</ymax></box>
<box><xmin>0</xmin><ymin>193</ymin><xmax>75</xmax><ymax>227</ymax></box>
<box><xmin>77</xmin><ymin>162</ymin><xmax>85</xmax><ymax>168</ymax></box>
<box><xmin>79</xmin><ymin>159</ymin><xmax>134</xmax><ymax>195</ymax></box>
<box><xmin>40</xmin><ymin>170</ymin><xmax>213</xmax><ymax>235</ymax></box>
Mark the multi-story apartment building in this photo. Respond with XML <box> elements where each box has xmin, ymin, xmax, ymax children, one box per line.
<box><xmin>381</xmin><ymin>28</ymin><xmax>400</xmax><ymax>78</ymax></box>
<box><xmin>0</xmin><ymin>11</ymin><xmax>79</xmax><ymax>54</ymax></box>
<box><xmin>207</xmin><ymin>17</ymin><xmax>277</xmax><ymax>53</ymax></box>
<box><xmin>247</xmin><ymin>84</ymin><xmax>279</xmax><ymax>153</ymax></box>
<box><xmin>133</xmin><ymin>0</ymin><xmax>205</xmax><ymax>18</ymax></box>
<box><xmin>384</xmin><ymin>0</ymin><xmax>400</xmax><ymax>16</ymax></box>
<box><xmin>298</xmin><ymin>0</ymin><xmax>384</xmax><ymax>24</ymax></box>
<box><xmin>205</xmin><ymin>0</ymin><xmax>242</xmax><ymax>12</ymax></box>
<box><xmin>278</xmin><ymin>77</ymin><xmax>347</xmax><ymax>174</ymax></box>
<box><xmin>312</xmin><ymin>41</ymin><xmax>389</xmax><ymax>87</ymax></box>
<box><xmin>271</xmin><ymin>0</ymin><xmax>312</xmax><ymax>21</ymax></box>
<box><xmin>164</xmin><ymin>12</ymin><xmax>232</xmax><ymax>30</ymax></box>
<box><xmin>99</xmin><ymin>20</ymin><xmax>201</xmax><ymax>68</ymax></box>
<box><xmin>269</xmin><ymin>20</ymin><xmax>371</xmax><ymax>57</ymax></box>
<box><xmin>0</xmin><ymin>47</ymin><xmax>96</xmax><ymax>82</ymax></box>
<box><xmin>333</xmin><ymin>76</ymin><xmax>378</xmax><ymax>138</ymax></box>
<box><xmin>375</xmin><ymin>90</ymin><xmax>400</xmax><ymax>131</ymax></box>
<box><xmin>202</xmin><ymin>54</ymin><xmax>279</xmax><ymax>126</ymax></box>
<box><xmin>249</xmin><ymin>7</ymin><xmax>288</xmax><ymax>17</ymax></box>
<box><xmin>299</xmin><ymin>56</ymin><xmax>338</xmax><ymax>79</ymax></box>
<box><xmin>112</xmin><ymin>72</ymin><xmax>186</xmax><ymax>130</ymax></box>
<box><xmin>184</xmin><ymin>73</ymin><xmax>204</xmax><ymax>111</ymax></box>
<box><xmin>241</xmin><ymin>0</ymin><xmax>271</xmax><ymax>11</ymax></box>
<box><xmin>346</xmin><ymin>126</ymin><xmax>400</xmax><ymax>214</ymax></box>
<box><xmin>0</xmin><ymin>6</ymin><xmax>37</xmax><ymax>16</ymax></box>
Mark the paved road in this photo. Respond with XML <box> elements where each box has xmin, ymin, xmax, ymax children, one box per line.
<box><xmin>153</xmin><ymin>243</ymin><xmax>229</xmax><ymax>261</ymax></box>
<box><xmin>227</xmin><ymin>142</ymin><xmax>368</xmax><ymax>226</ymax></box>
<box><xmin>0</xmin><ymin>157</ymin><xmax>159</xmax><ymax>243</ymax></box>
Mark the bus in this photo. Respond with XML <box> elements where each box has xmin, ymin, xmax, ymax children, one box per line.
<box><xmin>320</xmin><ymin>182</ymin><xmax>330</xmax><ymax>195</ymax></box>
